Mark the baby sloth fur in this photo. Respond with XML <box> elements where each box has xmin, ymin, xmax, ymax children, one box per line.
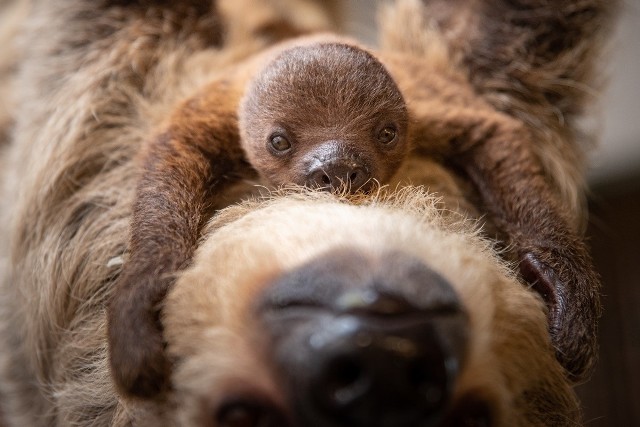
<box><xmin>240</xmin><ymin>42</ymin><xmax>409</xmax><ymax>191</ymax></box>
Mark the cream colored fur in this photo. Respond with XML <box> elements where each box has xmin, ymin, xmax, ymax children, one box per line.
<box><xmin>166</xmin><ymin>189</ymin><xmax>579</xmax><ymax>425</ymax></box>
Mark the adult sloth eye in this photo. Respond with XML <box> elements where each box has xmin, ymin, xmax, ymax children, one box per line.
<box><xmin>217</xmin><ymin>400</ymin><xmax>286</xmax><ymax>427</ymax></box>
<box><xmin>269</xmin><ymin>134</ymin><xmax>291</xmax><ymax>152</ymax></box>
<box><xmin>377</xmin><ymin>126</ymin><xmax>397</xmax><ymax>144</ymax></box>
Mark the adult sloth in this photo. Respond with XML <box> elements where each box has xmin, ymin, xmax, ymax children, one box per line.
<box><xmin>0</xmin><ymin>0</ymin><xmax>614</xmax><ymax>426</ymax></box>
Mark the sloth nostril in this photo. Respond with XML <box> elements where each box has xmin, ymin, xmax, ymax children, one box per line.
<box><xmin>307</xmin><ymin>162</ymin><xmax>369</xmax><ymax>192</ymax></box>
<box><xmin>329</xmin><ymin>356</ymin><xmax>362</xmax><ymax>388</ymax></box>
<box><xmin>408</xmin><ymin>359</ymin><xmax>445</xmax><ymax>408</ymax></box>
<box><xmin>323</xmin><ymin>355</ymin><xmax>369</xmax><ymax>406</ymax></box>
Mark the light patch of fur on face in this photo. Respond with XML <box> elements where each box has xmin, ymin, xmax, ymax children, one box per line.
<box><xmin>164</xmin><ymin>188</ymin><xmax>579</xmax><ymax>426</ymax></box>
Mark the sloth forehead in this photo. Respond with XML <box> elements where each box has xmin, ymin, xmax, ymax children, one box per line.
<box><xmin>201</xmin><ymin>190</ymin><xmax>502</xmax><ymax>280</ymax></box>
<box><xmin>250</xmin><ymin>42</ymin><xmax>406</xmax><ymax>113</ymax></box>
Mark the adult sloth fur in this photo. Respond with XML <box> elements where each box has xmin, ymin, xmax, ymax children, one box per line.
<box><xmin>0</xmin><ymin>0</ymin><xmax>615</xmax><ymax>426</ymax></box>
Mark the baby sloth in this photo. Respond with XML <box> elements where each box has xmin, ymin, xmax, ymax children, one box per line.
<box><xmin>239</xmin><ymin>42</ymin><xmax>409</xmax><ymax>192</ymax></box>
<box><xmin>108</xmin><ymin>39</ymin><xmax>409</xmax><ymax>398</ymax></box>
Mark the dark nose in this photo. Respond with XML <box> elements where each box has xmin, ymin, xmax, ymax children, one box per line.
<box><xmin>307</xmin><ymin>160</ymin><xmax>370</xmax><ymax>192</ymax></box>
<box><xmin>259</xmin><ymin>250</ymin><xmax>468</xmax><ymax>427</ymax></box>
<box><xmin>301</xmin><ymin>299</ymin><xmax>460</xmax><ymax>427</ymax></box>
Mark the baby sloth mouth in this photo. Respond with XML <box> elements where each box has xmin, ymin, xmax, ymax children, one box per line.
<box><xmin>245</xmin><ymin>249</ymin><xmax>473</xmax><ymax>427</ymax></box>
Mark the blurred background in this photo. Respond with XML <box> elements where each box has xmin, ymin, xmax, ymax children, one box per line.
<box><xmin>337</xmin><ymin>1</ymin><xmax>640</xmax><ymax>425</ymax></box>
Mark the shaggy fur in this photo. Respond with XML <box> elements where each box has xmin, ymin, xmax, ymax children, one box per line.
<box><xmin>0</xmin><ymin>0</ymin><xmax>614</xmax><ymax>426</ymax></box>
<box><xmin>108</xmin><ymin>34</ymin><xmax>411</xmax><ymax>398</ymax></box>
<box><xmin>165</xmin><ymin>189</ymin><xmax>580</xmax><ymax>426</ymax></box>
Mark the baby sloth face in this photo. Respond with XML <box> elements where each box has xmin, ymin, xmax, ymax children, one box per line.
<box><xmin>239</xmin><ymin>42</ymin><xmax>409</xmax><ymax>193</ymax></box>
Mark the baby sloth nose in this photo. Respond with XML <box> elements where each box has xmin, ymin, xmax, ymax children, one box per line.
<box><xmin>307</xmin><ymin>159</ymin><xmax>370</xmax><ymax>192</ymax></box>
<box><xmin>260</xmin><ymin>251</ymin><xmax>468</xmax><ymax>427</ymax></box>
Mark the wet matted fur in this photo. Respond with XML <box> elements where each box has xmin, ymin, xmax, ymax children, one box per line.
<box><xmin>0</xmin><ymin>0</ymin><xmax>615</xmax><ymax>426</ymax></box>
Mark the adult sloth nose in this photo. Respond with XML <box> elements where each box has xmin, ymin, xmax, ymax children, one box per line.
<box><xmin>304</xmin><ymin>305</ymin><xmax>458</xmax><ymax>427</ymax></box>
<box><xmin>259</xmin><ymin>251</ymin><xmax>468</xmax><ymax>427</ymax></box>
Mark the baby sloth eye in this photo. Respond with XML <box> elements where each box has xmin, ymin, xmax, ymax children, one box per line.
<box><xmin>269</xmin><ymin>134</ymin><xmax>291</xmax><ymax>152</ymax></box>
<box><xmin>377</xmin><ymin>126</ymin><xmax>397</xmax><ymax>144</ymax></box>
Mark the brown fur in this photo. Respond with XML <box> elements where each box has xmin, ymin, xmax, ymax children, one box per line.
<box><xmin>239</xmin><ymin>40</ymin><xmax>409</xmax><ymax>188</ymax></box>
<box><xmin>0</xmin><ymin>0</ymin><xmax>615</xmax><ymax>425</ymax></box>
<box><xmin>109</xmin><ymin>34</ymin><xmax>411</xmax><ymax>398</ymax></box>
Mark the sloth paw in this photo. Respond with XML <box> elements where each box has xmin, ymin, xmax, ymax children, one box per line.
<box><xmin>108</xmin><ymin>273</ymin><xmax>172</xmax><ymax>399</ymax></box>
<box><xmin>518</xmin><ymin>248</ymin><xmax>599</xmax><ymax>382</ymax></box>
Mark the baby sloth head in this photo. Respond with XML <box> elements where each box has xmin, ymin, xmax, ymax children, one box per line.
<box><xmin>239</xmin><ymin>42</ymin><xmax>409</xmax><ymax>192</ymax></box>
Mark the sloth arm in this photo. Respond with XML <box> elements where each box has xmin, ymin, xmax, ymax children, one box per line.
<box><xmin>106</xmin><ymin>38</ymin><xmax>336</xmax><ymax>399</ymax></box>
<box><xmin>448</xmin><ymin>116</ymin><xmax>600</xmax><ymax>381</ymax></box>
<box><xmin>418</xmin><ymin>106</ymin><xmax>598</xmax><ymax>381</ymax></box>
<box><xmin>383</xmin><ymin>54</ymin><xmax>598</xmax><ymax>380</ymax></box>
<box><xmin>108</xmin><ymin>79</ymin><xmax>253</xmax><ymax>398</ymax></box>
